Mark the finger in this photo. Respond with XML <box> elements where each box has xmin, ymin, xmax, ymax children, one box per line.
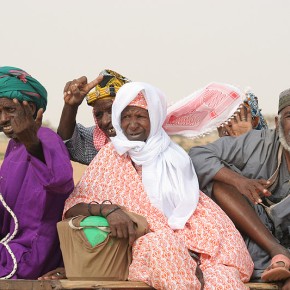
<box><xmin>51</xmin><ymin>272</ymin><xmax>66</xmax><ymax>280</ymax></box>
<box><xmin>255</xmin><ymin>179</ymin><xmax>272</xmax><ymax>196</ymax></box>
<box><xmin>239</xmin><ymin>104</ymin><xmax>247</xmax><ymax>121</ymax></box>
<box><xmin>230</xmin><ymin>113</ymin><xmax>238</xmax><ymax>124</ymax></box>
<box><xmin>65</xmin><ymin>79</ymin><xmax>79</xmax><ymax>95</ymax></box>
<box><xmin>110</xmin><ymin>225</ymin><xmax>117</xmax><ymax>238</ymax></box>
<box><xmin>250</xmin><ymin>190</ymin><xmax>262</xmax><ymax>204</ymax></box>
<box><xmin>246</xmin><ymin>106</ymin><xmax>252</xmax><ymax>121</ymax></box>
<box><xmin>224</xmin><ymin>124</ymin><xmax>234</xmax><ymax>136</ymax></box>
<box><xmin>260</xmin><ymin>188</ymin><xmax>271</xmax><ymax>197</ymax></box>
<box><xmin>116</xmin><ymin>225</ymin><xmax>126</xmax><ymax>239</ymax></box>
<box><xmin>257</xmin><ymin>179</ymin><xmax>271</xmax><ymax>187</ymax></box>
<box><xmin>70</xmin><ymin>82</ymin><xmax>81</xmax><ymax>98</ymax></box>
<box><xmin>12</xmin><ymin>98</ymin><xmax>21</xmax><ymax>107</ymax></box>
<box><xmin>76</xmin><ymin>76</ymin><xmax>88</xmax><ymax>86</ymax></box>
<box><xmin>86</xmin><ymin>75</ymin><xmax>104</xmax><ymax>91</ymax></box>
<box><xmin>217</xmin><ymin>125</ymin><xmax>228</xmax><ymax>137</ymax></box>
<box><xmin>22</xmin><ymin>101</ymin><xmax>34</xmax><ymax>117</ymax></box>
<box><xmin>35</xmin><ymin>108</ymin><xmax>43</xmax><ymax>128</ymax></box>
<box><xmin>252</xmin><ymin>190</ymin><xmax>263</xmax><ymax>204</ymax></box>
<box><xmin>63</xmin><ymin>81</ymin><xmax>72</xmax><ymax>94</ymax></box>
<box><xmin>128</xmin><ymin>223</ymin><xmax>137</xmax><ymax>246</ymax></box>
<box><xmin>12</xmin><ymin>99</ymin><xmax>24</xmax><ymax>121</ymax></box>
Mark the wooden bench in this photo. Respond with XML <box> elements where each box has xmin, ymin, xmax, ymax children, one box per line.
<box><xmin>0</xmin><ymin>280</ymin><xmax>283</xmax><ymax>290</ymax></box>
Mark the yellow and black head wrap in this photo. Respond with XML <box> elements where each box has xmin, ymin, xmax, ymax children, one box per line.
<box><xmin>86</xmin><ymin>69</ymin><xmax>130</xmax><ymax>106</ymax></box>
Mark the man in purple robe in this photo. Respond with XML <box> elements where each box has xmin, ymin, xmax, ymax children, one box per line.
<box><xmin>0</xmin><ymin>66</ymin><xmax>74</xmax><ymax>279</ymax></box>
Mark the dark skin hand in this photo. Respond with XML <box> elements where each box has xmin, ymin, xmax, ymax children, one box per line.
<box><xmin>214</xmin><ymin>167</ymin><xmax>271</xmax><ymax>204</ymax></box>
<box><xmin>217</xmin><ymin>104</ymin><xmax>253</xmax><ymax>137</ymax></box>
<box><xmin>57</xmin><ymin>75</ymin><xmax>103</xmax><ymax>140</ymax></box>
<box><xmin>65</xmin><ymin>203</ymin><xmax>137</xmax><ymax>245</ymax></box>
<box><xmin>63</xmin><ymin>75</ymin><xmax>103</xmax><ymax>106</ymax></box>
<box><xmin>38</xmin><ymin>267</ymin><xmax>66</xmax><ymax>280</ymax></box>
<box><xmin>11</xmin><ymin>99</ymin><xmax>45</xmax><ymax>163</ymax></box>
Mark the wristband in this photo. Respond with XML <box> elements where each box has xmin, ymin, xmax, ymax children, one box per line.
<box><xmin>87</xmin><ymin>201</ymin><xmax>99</xmax><ymax>216</ymax></box>
<box><xmin>105</xmin><ymin>206</ymin><xmax>121</xmax><ymax>218</ymax></box>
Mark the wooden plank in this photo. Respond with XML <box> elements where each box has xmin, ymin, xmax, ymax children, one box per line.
<box><xmin>0</xmin><ymin>279</ymin><xmax>56</xmax><ymax>290</ymax></box>
<box><xmin>245</xmin><ymin>282</ymin><xmax>282</xmax><ymax>290</ymax></box>
<box><xmin>59</xmin><ymin>281</ymin><xmax>282</xmax><ymax>290</ymax></box>
<box><xmin>0</xmin><ymin>280</ymin><xmax>282</xmax><ymax>290</ymax></box>
<box><xmin>59</xmin><ymin>279</ymin><xmax>153</xmax><ymax>289</ymax></box>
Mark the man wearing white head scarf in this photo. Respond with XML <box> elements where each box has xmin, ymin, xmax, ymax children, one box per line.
<box><xmin>63</xmin><ymin>82</ymin><xmax>253</xmax><ymax>289</ymax></box>
<box><xmin>111</xmin><ymin>82</ymin><xmax>199</xmax><ymax>229</ymax></box>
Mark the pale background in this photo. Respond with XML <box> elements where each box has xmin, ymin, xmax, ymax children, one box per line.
<box><xmin>1</xmin><ymin>0</ymin><xmax>290</xmax><ymax>129</ymax></box>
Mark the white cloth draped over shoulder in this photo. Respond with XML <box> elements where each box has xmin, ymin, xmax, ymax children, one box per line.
<box><xmin>111</xmin><ymin>82</ymin><xmax>200</xmax><ymax>229</ymax></box>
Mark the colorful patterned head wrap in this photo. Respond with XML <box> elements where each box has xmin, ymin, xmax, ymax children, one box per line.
<box><xmin>86</xmin><ymin>69</ymin><xmax>130</xmax><ymax>106</ymax></box>
<box><xmin>0</xmin><ymin>66</ymin><xmax>47</xmax><ymax>112</ymax></box>
<box><xmin>128</xmin><ymin>91</ymin><xmax>148</xmax><ymax>109</ymax></box>
<box><xmin>278</xmin><ymin>88</ymin><xmax>290</xmax><ymax>113</ymax></box>
<box><xmin>244</xmin><ymin>90</ymin><xmax>268</xmax><ymax>130</ymax></box>
<box><xmin>92</xmin><ymin>69</ymin><xmax>131</xmax><ymax>150</ymax></box>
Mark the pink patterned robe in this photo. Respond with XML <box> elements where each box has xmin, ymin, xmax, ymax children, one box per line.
<box><xmin>64</xmin><ymin>143</ymin><xmax>253</xmax><ymax>290</ymax></box>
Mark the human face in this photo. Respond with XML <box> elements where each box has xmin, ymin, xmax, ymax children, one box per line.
<box><xmin>277</xmin><ymin>106</ymin><xmax>290</xmax><ymax>152</ymax></box>
<box><xmin>121</xmin><ymin>106</ymin><xmax>150</xmax><ymax>142</ymax></box>
<box><xmin>93</xmin><ymin>98</ymin><xmax>116</xmax><ymax>138</ymax></box>
<box><xmin>0</xmin><ymin>98</ymin><xmax>19</xmax><ymax>139</ymax></box>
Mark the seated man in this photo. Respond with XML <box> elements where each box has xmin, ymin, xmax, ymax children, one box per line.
<box><xmin>0</xmin><ymin>66</ymin><xmax>74</xmax><ymax>279</ymax></box>
<box><xmin>189</xmin><ymin>88</ymin><xmax>290</xmax><ymax>286</ymax></box>
<box><xmin>57</xmin><ymin>69</ymin><xmax>130</xmax><ymax>165</ymax></box>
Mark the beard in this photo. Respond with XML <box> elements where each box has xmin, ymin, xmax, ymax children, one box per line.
<box><xmin>278</xmin><ymin>115</ymin><xmax>290</xmax><ymax>153</ymax></box>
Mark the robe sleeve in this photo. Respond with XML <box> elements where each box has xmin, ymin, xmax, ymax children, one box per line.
<box><xmin>28</xmin><ymin>127</ymin><xmax>74</xmax><ymax>194</ymax></box>
<box><xmin>189</xmin><ymin>129</ymin><xmax>269</xmax><ymax>193</ymax></box>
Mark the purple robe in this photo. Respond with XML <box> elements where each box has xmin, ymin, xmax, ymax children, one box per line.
<box><xmin>0</xmin><ymin>127</ymin><xmax>74</xmax><ymax>279</ymax></box>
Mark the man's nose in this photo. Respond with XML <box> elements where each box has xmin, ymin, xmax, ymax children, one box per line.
<box><xmin>128</xmin><ymin>118</ymin><xmax>138</xmax><ymax>130</ymax></box>
<box><xmin>0</xmin><ymin>111</ymin><xmax>9</xmax><ymax>124</ymax></box>
<box><xmin>101</xmin><ymin>112</ymin><xmax>111</xmax><ymax>126</ymax></box>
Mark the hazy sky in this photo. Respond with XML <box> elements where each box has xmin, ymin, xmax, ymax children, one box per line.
<box><xmin>2</xmin><ymin>0</ymin><xmax>290</xmax><ymax>128</ymax></box>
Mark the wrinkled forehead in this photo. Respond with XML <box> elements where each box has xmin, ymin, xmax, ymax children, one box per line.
<box><xmin>280</xmin><ymin>105</ymin><xmax>290</xmax><ymax>116</ymax></box>
<box><xmin>93</xmin><ymin>97</ymin><xmax>114</xmax><ymax>112</ymax></box>
<box><xmin>0</xmin><ymin>97</ymin><xmax>15</xmax><ymax>106</ymax></box>
<box><xmin>121</xmin><ymin>105</ymin><xmax>149</xmax><ymax>115</ymax></box>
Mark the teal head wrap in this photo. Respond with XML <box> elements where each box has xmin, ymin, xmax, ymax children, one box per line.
<box><xmin>0</xmin><ymin>66</ymin><xmax>47</xmax><ymax>112</ymax></box>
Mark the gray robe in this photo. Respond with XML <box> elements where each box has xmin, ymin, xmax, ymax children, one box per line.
<box><xmin>189</xmin><ymin>129</ymin><xmax>290</xmax><ymax>280</ymax></box>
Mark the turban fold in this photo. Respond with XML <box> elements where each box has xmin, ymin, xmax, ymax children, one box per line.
<box><xmin>0</xmin><ymin>66</ymin><xmax>47</xmax><ymax>112</ymax></box>
<box><xmin>86</xmin><ymin>69</ymin><xmax>130</xmax><ymax>106</ymax></box>
<box><xmin>244</xmin><ymin>91</ymin><xmax>268</xmax><ymax>130</ymax></box>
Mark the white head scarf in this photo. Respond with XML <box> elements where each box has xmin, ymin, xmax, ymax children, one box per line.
<box><xmin>111</xmin><ymin>82</ymin><xmax>200</xmax><ymax>229</ymax></box>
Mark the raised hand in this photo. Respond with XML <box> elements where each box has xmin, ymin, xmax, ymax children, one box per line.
<box><xmin>10</xmin><ymin>99</ymin><xmax>45</xmax><ymax>162</ymax></box>
<box><xmin>63</xmin><ymin>75</ymin><xmax>103</xmax><ymax>107</ymax></box>
<box><xmin>218</xmin><ymin>104</ymin><xmax>253</xmax><ymax>137</ymax></box>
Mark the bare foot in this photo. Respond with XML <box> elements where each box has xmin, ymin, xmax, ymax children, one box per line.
<box><xmin>262</xmin><ymin>254</ymin><xmax>290</xmax><ymax>282</ymax></box>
